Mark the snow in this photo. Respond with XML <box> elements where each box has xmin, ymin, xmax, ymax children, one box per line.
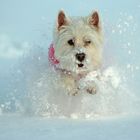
<box><xmin>0</xmin><ymin>0</ymin><xmax>140</xmax><ymax>139</ymax></box>
<box><xmin>0</xmin><ymin>115</ymin><xmax>140</xmax><ymax>140</ymax></box>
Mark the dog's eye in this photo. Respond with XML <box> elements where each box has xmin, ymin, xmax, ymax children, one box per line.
<box><xmin>67</xmin><ymin>39</ymin><xmax>74</xmax><ymax>46</ymax></box>
<box><xmin>85</xmin><ymin>40</ymin><xmax>91</xmax><ymax>46</ymax></box>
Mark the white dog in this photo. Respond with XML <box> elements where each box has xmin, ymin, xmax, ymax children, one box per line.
<box><xmin>48</xmin><ymin>10</ymin><xmax>103</xmax><ymax>96</ymax></box>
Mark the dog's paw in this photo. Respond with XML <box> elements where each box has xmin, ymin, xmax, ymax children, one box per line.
<box><xmin>67</xmin><ymin>88</ymin><xmax>79</xmax><ymax>96</ymax></box>
<box><xmin>86</xmin><ymin>87</ymin><xmax>97</xmax><ymax>95</ymax></box>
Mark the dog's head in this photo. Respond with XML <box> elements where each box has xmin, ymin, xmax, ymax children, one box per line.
<box><xmin>53</xmin><ymin>10</ymin><xmax>103</xmax><ymax>75</ymax></box>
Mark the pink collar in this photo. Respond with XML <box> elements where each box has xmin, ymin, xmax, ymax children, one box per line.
<box><xmin>48</xmin><ymin>43</ymin><xmax>72</xmax><ymax>75</ymax></box>
<box><xmin>48</xmin><ymin>43</ymin><xmax>59</xmax><ymax>65</ymax></box>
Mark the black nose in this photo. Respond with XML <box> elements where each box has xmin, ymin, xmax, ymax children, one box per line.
<box><xmin>75</xmin><ymin>53</ymin><xmax>85</xmax><ymax>62</ymax></box>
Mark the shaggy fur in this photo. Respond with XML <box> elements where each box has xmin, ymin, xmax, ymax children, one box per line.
<box><xmin>52</xmin><ymin>10</ymin><xmax>103</xmax><ymax>95</ymax></box>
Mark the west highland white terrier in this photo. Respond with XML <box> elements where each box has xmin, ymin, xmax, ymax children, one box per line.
<box><xmin>48</xmin><ymin>10</ymin><xmax>103</xmax><ymax>96</ymax></box>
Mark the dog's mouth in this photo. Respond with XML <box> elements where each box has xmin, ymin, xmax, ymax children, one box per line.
<box><xmin>78</xmin><ymin>63</ymin><xmax>84</xmax><ymax>68</ymax></box>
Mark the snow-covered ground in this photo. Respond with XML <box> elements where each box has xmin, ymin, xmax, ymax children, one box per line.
<box><xmin>0</xmin><ymin>0</ymin><xmax>140</xmax><ymax>139</ymax></box>
<box><xmin>0</xmin><ymin>114</ymin><xmax>140</xmax><ymax>140</ymax></box>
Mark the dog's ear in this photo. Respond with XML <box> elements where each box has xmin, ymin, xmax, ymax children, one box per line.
<box><xmin>57</xmin><ymin>10</ymin><xmax>68</xmax><ymax>30</ymax></box>
<box><xmin>88</xmin><ymin>11</ymin><xmax>100</xmax><ymax>28</ymax></box>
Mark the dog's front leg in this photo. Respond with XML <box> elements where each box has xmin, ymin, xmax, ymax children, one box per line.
<box><xmin>62</xmin><ymin>75</ymin><xmax>79</xmax><ymax>96</ymax></box>
<box><xmin>86</xmin><ymin>84</ymin><xmax>97</xmax><ymax>94</ymax></box>
<box><xmin>77</xmin><ymin>77</ymin><xmax>98</xmax><ymax>95</ymax></box>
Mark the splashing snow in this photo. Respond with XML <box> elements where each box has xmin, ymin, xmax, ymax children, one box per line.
<box><xmin>12</xmin><ymin>60</ymin><xmax>138</xmax><ymax>119</ymax></box>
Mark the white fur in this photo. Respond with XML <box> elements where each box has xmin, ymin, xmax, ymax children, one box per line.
<box><xmin>53</xmin><ymin>11</ymin><xmax>104</xmax><ymax>95</ymax></box>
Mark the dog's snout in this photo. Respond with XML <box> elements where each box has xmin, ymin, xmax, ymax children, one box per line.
<box><xmin>76</xmin><ymin>53</ymin><xmax>85</xmax><ymax>62</ymax></box>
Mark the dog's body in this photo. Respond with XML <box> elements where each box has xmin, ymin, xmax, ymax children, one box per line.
<box><xmin>50</xmin><ymin>10</ymin><xmax>103</xmax><ymax>95</ymax></box>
